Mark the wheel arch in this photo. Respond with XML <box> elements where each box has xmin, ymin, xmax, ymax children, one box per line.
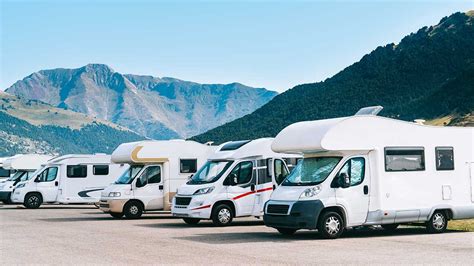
<box><xmin>321</xmin><ymin>205</ymin><xmax>348</xmax><ymax>228</ymax></box>
<box><xmin>125</xmin><ymin>199</ymin><xmax>145</xmax><ymax>211</ymax></box>
<box><xmin>212</xmin><ymin>200</ymin><xmax>236</xmax><ymax>217</ymax></box>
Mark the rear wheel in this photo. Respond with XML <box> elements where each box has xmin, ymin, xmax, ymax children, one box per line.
<box><xmin>24</xmin><ymin>193</ymin><xmax>42</xmax><ymax>209</ymax></box>
<box><xmin>183</xmin><ymin>218</ymin><xmax>201</xmax><ymax>225</ymax></box>
<box><xmin>318</xmin><ymin>211</ymin><xmax>344</xmax><ymax>239</ymax></box>
<box><xmin>426</xmin><ymin>211</ymin><xmax>448</xmax><ymax>233</ymax></box>
<box><xmin>212</xmin><ymin>204</ymin><xmax>233</xmax><ymax>226</ymax></box>
<box><xmin>277</xmin><ymin>228</ymin><xmax>297</xmax><ymax>235</ymax></box>
<box><xmin>110</xmin><ymin>212</ymin><xmax>123</xmax><ymax>219</ymax></box>
<box><xmin>381</xmin><ymin>224</ymin><xmax>399</xmax><ymax>231</ymax></box>
<box><xmin>124</xmin><ymin>201</ymin><xmax>143</xmax><ymax>219</ymax></box>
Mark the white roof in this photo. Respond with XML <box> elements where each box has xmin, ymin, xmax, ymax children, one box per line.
<box><xmin>272</xmin><ymin>115</ymin><xmax>474</xmax><ymax>154</ymax></box>
<box><xmin>210</xmin><ymin>138</ymin><xmax>301</xmax><ymax>161</ymax></box>
<box><xmin>3</xmin><ymin>154</ymin><xmax>53</xmax><ymax>170</ymax></box>
<box><xmin>111</xmin><ymin>140</ymin><xmax>216</xmax><ymax>164</ymax></box>
<box><xmin>47</xmin><ymin>154</ymin><xmax>112</xmax><ymax>165</ymax></box>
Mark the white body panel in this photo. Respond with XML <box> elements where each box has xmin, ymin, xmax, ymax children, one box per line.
<box><xmin>99</xmin><ymin>140</ymin><xmax>216</xmax><ymax>213</ymax></box>
<box><xmin>267</xmin><ymin>115</ymin><xmax>474</xmax><ymax>228</ymax></box>
<box><xmin>11</xmin><ymin>154</ymin><xmax>126</xmax><ymax>204</ymax></box>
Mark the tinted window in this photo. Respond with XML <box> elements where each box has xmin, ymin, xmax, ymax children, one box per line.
<box><xmin>385</xmin><ymin>148</ymin><xmax>425</xmax><ymax>172</ymax></box>
<box><xmin>67</xmin><ymin>165</ymin><xmax>87</xmax><ymax>178</ymax></box>
<box><xmin>93</xmin><ymin>165</ymin><xmax>109</xmax><ymax>175</ymax></box>
<box><xmin>220</xmin><ymin>140</ymin><xmax>251</xmax><ymax>151</ymax></box>
<box><xmin>0</xmin><ymin>167</ymin><xmax>10</xmax><ymax>177</ymax></box>
<box><xmin>337</xmin><ymin>158</ymin><xmax>365</xmax><ymax>186</ymax></box>
<box><xmin>274</xmin><ymin>159</ymin><xmax>289</xmax><ymax>185</ymax></box>
<box><xmin>137</xmin><ymin>166</ymin><xmax>161</xmax><ymax>186</ymax></box>
<box><xmin>180</xmin><ymin>159</ymin><xmax>197</xmax><ymax>173</ymax></box>
<box><xmin>229</xmin><ymin>161</ymin><xmax>253</xmax><ymax>185</ymax></box>
<box><xmin>38</xmin><ymin>167</ymin><xmax>58</xmax><ymax>182</ymax></box>
<box><xmin>436</xmin><ymin>147</ymin><xmax>454</xmax><ymax>171</ymax></box>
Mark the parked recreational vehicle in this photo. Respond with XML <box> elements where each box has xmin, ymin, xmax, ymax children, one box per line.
<box><xmin>0</xmin><ymin>154</ymin><xmax>53</xmax><ymax>203</ymax></box>
<box><xmin>172</xmin><ymin>138</ymin><xmax>301</xmax><ymax>226</ymax></box>
<box><xmin>11</xmin><ymin>154</ymin><xmax>126</xmax><ymax>208</ymax></box>
<box><xmin>99</xmin><ymin>140</ymin><xmax>216</xmax><ymax>218</ymax></box>
<box><xmin>264</xmin><ymin>108</ymin><xmax>474</xmax><ymax>239</ymax></box>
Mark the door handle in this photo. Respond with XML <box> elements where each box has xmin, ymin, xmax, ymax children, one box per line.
<box><xmin>55</xmin><ymin>181</ymin><xmax>59</xmax><ymax>187</ymax></box>
<box><xmin>272</xmin><ymin>184</ymin><xmax>276</xmax><ymax>190</ymax></box>
<box><xmin>159</xmin><ymin>185</ymin><xmax>163</xmax><ymax>190</ymax></box>
<box><xmin>363</xmin><ymin>185</ymin><xmax>369</xmax><ymax>195</ymax></box>
<box><xmin>250</xmin><ymin>184</ymin><xmax>255</xmax><ymax>192</ymax></box>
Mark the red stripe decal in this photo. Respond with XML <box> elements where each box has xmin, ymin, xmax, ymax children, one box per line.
<box><xmin>232</xmin><ymin>187</ymin><xmax>273</xmax><ymax>200</ymax></box>
<box><xmin>256</xmin><ymin>187</ymin><xmax>273</xmax><ymax>193</ymax></box>
<box><xmin>192</xmin><ymin>204</ymin><xmax>211</xmax><ymax>210</ymax></box>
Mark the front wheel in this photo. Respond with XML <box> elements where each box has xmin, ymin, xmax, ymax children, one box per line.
<box><xmin>183</xmin><ymin>218</ymin><xmax>201</xmax><ymax>225</ymax></box>
<box><xmin>277</xmin><ymin>228</ymin><xmax>297</xmax><ymax>235</ymax></box>
<box><xmin>318</xmin><ymin>211</ymin><xmax>344</xmax><ymax>239</ymax></box>
<box><xmin>24</xmin><ymin>193</ymin><xmax>42</xmax><ymax>209</ymax></box>
<box><xmin>426</xmin><ymin>211</ymin><xmax>448</xmax><ymax>233</ymax></box>
<box><xmin>212</xmin><ymin>204</ymin><xmax>233</xmax><ymax>226</ymax></box>
<box><xmin>124</xmin><ymin>201</ymin><xmax>143</xmax><ymax>219</ymax></box>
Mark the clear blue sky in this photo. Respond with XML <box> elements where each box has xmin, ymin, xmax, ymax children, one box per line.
<box><xmin>1</xmin><ymin>1</ymin><xmax>472</xmax><ymax>92</ymax></box>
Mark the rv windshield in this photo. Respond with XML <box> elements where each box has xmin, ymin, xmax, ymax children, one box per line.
<box><xmin>115</xmin><ymin>165</ymin><xmax>143</xmax><ymax>184</ymax></box>
<box><xmin>7</xmin><ymin>171</ymin><xmax>27</xmax><ymax>182</ymax></box>
<box><xmin>187</xmin><ymin>160</ymin><xmax>233</xmax><ymax>185</ymax></box>
<box><xmin>282</xmin><ymin>157</ymin><xmax>341</xmax><ymax>186</ymax></box>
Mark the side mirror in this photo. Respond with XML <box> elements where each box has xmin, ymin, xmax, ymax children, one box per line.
<box><xmin>339</xmin><ymin>173</ymin><xmax>351</xmax><ymax>188</ymax></box>
<box><xmin>229</xmin><ymin>173</ymin><xmax>238</xmax><ymax>186</ymax></box>
<box><xmin>34</xmin><ymin>176</ymin><xmax>40</xmax><ymax>182</ymax></box>
<box><xmin>136</xmin><ymin>178</ymin><xmax>145</xmax><ymax>188</ymax></box>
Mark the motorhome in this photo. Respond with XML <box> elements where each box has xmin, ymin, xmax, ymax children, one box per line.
<box><xmin>0</xmin><ymin>154</ymin><xmax>53</xmax><ymax>203</ymax></box>
<box><xmin>263</xmin><ymin>107</ymin><xmax>474</xmax><ymax>239</ymax></box>
<box><xmin>99</xmin><ymin>140</ymin><xmax>216</xmax><ymax>218</ymax></box>
<box><xmin>0</xmin><ymin>157</ymin><xmax>13</xmax><ymax>181</ymax></box>
<box><xmin>172</xmin><ymin>138</ymin><xmax>301</xmax><ymax>226</ymax></box>
<box><xmin>11</xmin><ymin>154</ymin><xmax>126</xmax><ymax>209</ymax></box>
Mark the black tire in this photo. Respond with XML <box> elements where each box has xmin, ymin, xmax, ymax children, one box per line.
<box><xmin>183</xmin><ymin>218</ymin><xmax>201</xmax><ymax>225</ymax></box>
<box><xmin>381</xmin><ymin>224</ymin><xmax>399</xmax><ymax>230</ymax></box>
<box><xmin>318</xmin><ymin>211</ymin><xmax>344</xmax><ymax>239</ymax></box>
<box><xmin>110</xmin><ymin>212</ymin><xmax>124</xmax><ymax>219</ymax></box>
<box><xmin>277</xmin><ymin>228</ymin><xmax>297</xmax><ymax>235</ymax></box>
<box><xmin>426</xmin><ymin>211</ymin><xmax>448</xmax><ymax>234</ymax></box>
<box><xmin>123</xmin><ymin>201</ymin><xmax>143</xmax><ymax>219</ymax></box>
<box><xmin>211</xmin><ymin>204</ymin><xmax>233</xmax><ymax>226</ymax></box>
<box><xmin>24</xmin><ymin>193</ymin><xmax>42</xmax><ymax>209</ymax></box>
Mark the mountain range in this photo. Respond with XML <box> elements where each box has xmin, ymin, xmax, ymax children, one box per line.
<box><xmin>6</xmin><ymin>65</ymin><xmax>277</xmax><ymax>139</ymax></box>
<box><xmin>193</xmin><ymin>11</ymin><xmax>474</xmax><ymax>143</ymax></box>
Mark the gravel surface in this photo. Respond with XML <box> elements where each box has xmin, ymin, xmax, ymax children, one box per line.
<box><xmin>1</xmin><ymin>204</ymin><xmax>473</xmax><ymax>264</ymax></box>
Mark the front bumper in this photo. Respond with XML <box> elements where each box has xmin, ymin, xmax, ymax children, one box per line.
<box><xmin>99</xmin><ymin>199</ymin><xmax>128</xmax><ymax>213</ymax></box>
<box><xmin>263</xmin><ymin>200</ymin><xmax>324</xmax><ymax>230</ymax></box>
<box><xmin>0</xmin><ymin>191</ymin><xmax>11</xmax><ymax>201</ymax></box>
<box><xmin>171</xmin><ymin>195</ymin><xmax>212</xmax><ymax>219</ymax></box>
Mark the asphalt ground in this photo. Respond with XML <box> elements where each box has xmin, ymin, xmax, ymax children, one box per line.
<box><xmin>1</xmin><ymin>204</ymin><xmax>473</xmax><ymax>264</ymax></box>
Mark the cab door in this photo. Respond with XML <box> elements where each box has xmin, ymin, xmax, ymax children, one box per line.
<box><xmin>333</xmin><ymin>156</ymin><xmax>370</xmax><ymax>226</ymax></box>
<box><xmin>35</xmin><ymin>167</ymin><xmax>59</xmax><ymax>202</ymax></box>
<box><xmin>133</xmin><ymin>165</ymin><xmax>163</xmax><ymax>211</ymax></box>
<box><xmin>226</xmin><ymin>160</ymin><xmax>256</xmax><ymax>217</ymax></box>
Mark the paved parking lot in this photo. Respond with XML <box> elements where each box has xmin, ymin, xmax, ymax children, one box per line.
<box><xmin>1</xmin><ymin>204</ymin><xmax>473</xmax><ymax>264</ymax></box>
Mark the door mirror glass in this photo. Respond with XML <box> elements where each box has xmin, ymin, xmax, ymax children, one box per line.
<box><xmin>229</xmin><ymin>173</ymin><xmax>238</xmax><ymax>186</ymax></box>
<box><xmin>339</xmin><ymin>173</ymin><xmax>350</xmax><ymax>188</ymax></box>
<box><xmin>34</xmin><ymin>176</ymin><xmax>40</xmax><ymax>182</ymax></box>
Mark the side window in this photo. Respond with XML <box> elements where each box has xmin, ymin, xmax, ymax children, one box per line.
<box><xmin>137</xmin><ymin>166</ymin><xmax>161</xmax><ymax>186</ymax></box>
<box><xmin>67</xmin><ymin>165</ymin><xmax>87</xmax><ymax>178</ymax></box>
<box><xmin>93</xmin><ymin>165</ymin><xmax>109</xmax><ymax>175</ymax></box>
<box><xmin>337</xmin><ymin>158</ymin><xmax>365</xmax><ymax>186</ymax></box>
<box><xmin>274</xmin><ymin>159</ymin><xmax>290</xmax><ymax>185</ymax></box>
<box><xmin>180</xmin><ymin>159</ymin><xmax>197</xmax><ymax>173</ymax></box>
<box><xmin>38</xmin><ymin>167</ymin><xmax>58</xmax><ymax>182</ymax></box>
<box><xmin>0</xmin><ymin>167</ymin><xmax>10</xmax><ymax>177</ymax></box>
<box><xmin>230</xmin><ymin>161</ymin><xmax>253</xmax><ymax>185</ymax></box>
<box><xmin>435</xmin><ymin>147</ymin><xmax>454</xmax><ymax>171</ymax></box>
<box><xmin>385</xmin><ymin>147</ymin><xmax>425</xmax><ymax>172</ymax></box>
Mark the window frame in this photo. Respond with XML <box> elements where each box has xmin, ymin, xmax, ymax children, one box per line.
<box><xmin>38</xmin><ymin>167</ymin><xmax>59</xmax><ymax>182</ymax></box>
<box><xmin>384</xmin><ymin>147</ymin><xmax>425</xmax><ymax>172</ymax></box>
<box><xmin>229</xmin><ymin>160</ymin><xmax>254</xmax><ymax>186</ymax></box>
<box><xmin>435</xmin><ymin>146</ymin><xmax>455</xmax><ymax>171</ymax></box>
<box><xmin>93</xmin><ymin>165</ymin><xmax>109</xmax><ymax>175</ymax></box>
<box><xmin>333</xmin><ymin>157</ymin><xmax>366</xmax><ymax>187</ymax></box>
<box><xmin>136</xmin><ymin>165</ymin><xmax>162</xmax><ymax>187</ymax></box>
<box><xmin>67</xmin><ymin>165</ymin><xmax>88</xmax><ymax>178</ymax></box>
<box><xmin>274</xmin><ymin>159</ymin><xmax>290</xmax><ymax>185</ymax></box>
<box><xmin>179</xmin><ymin>159</ymin><xmax>198</xmax><ymax>174</ymax></box>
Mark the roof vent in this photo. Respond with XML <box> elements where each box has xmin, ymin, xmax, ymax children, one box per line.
<box><xmin>414</xmin><ymin>119</ymin><xmax>426</xmax><ymax>125</ymax></box>
<box><xmin>355</xmin><ymin>106</ymin><xmax>383</xmax><ymax>116</ymax></box>
<box><xmin>204</xmin><ymin>141</ymin><xmax>214</xmax><ymax>146</ymax></box>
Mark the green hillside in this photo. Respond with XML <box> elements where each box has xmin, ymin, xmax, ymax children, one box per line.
<box><xmin>193</xmin><ymin>11</ymin><xmax>474</xmax><ymax>144</ymax></box>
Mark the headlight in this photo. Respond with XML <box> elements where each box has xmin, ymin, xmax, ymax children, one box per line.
<box><xmin>299</xmin><ymin>185</ymin><xmax>322</xmax><ymax>199</ymax></box>
<box><xmin>108</xmin><ymin>192</ymin><xmax>121</xmax><ymax>197</ymax></box>
<box><xmin>193</xmin><ymin>186</ymin><xmax>214</xmax><ymax>195</ymax></box>
<box><xmin>16</xmin><ymin>183</ymin><xmax>25</xmax><ymax>189</ymax></box>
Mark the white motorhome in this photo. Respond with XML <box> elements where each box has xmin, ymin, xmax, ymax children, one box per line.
<box><xmin>11</xmin><ymin>154</ymin><xmax>126</xmax><ymax>209</ymax></box>
<box><xmin>264</xmin><ymin>108</ymin><xmax>474</xmax><ymax>239</ymax></box>
<box><xmin>0</xmin><ymin>154</ymin><xmax>53</xmax><ymax>203</ymax></box>
<box><xmin>172</xmin><ymin>138</ymin><xmax>301</xmax><ymax>226</ymax></box>
<box><xmin>99</xmin><ymin>140</ymin><xmax>216</xmax><ymax>218</ymax></box>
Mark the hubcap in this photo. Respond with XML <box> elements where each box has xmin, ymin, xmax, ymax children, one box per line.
<box><xmin>129</xmin><ymin>205</ymin><xmax>139</xmax><ymax>215</ymax></box>
<box><xmin>432</xmin><ymin>213</ymin><xmax>445</xmax><ymax>230</ymax></box>
<box><xmin>218</xmin><ymin>208</ymin><xmax>231</xmax><ymax>224</ymax></box>
<box><xmin>28</xmin><ymin>196</ymin><xmax>39</xmax><ymax>206</ymax></box>
<box><xmin>325</xmin><ymin>216</ymin><xmax>340</xmax><ymax>235</ymax></box>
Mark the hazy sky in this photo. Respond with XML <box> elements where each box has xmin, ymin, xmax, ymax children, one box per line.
<box><xmin>1</xmin><ymin>1</ymin><xmax>472</xmax><ymax>92</ymax></box>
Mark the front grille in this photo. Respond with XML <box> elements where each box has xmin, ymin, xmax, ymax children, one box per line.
<box><xmin>100</xmin><ymin>203</ymin><xmax>109</xmax><ymax>208</ymax></box>
<box><xmin>267</xmin><ymin>204</ymin><xmax>290</xmax><ymax>215</ymax></box>
<box><xmin>175</xmin><ymin>196</ymin><xmax>192</xmax><ymax>206</ymax></box>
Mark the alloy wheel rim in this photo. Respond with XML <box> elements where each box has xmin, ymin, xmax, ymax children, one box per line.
<box><xmin>29</xmin><ymin>196</ymin><xmax>39</xmax><ymax>206</ymax></box>
<box><xmin>130</xmin><ymin>205</ymin><xmax>139</xmax><ymax>215</ymax></box>
<box><xmin>325</xmin><ymin>216</ymin><xmax>340</xmax><ymax>235</ymax></box>
<box><xmin>433</xmin><ymin>213</ymin><xmax>445</xmax><ymax>230</ymax></box>
<box><xmin>218</xmin><ymin>208</ymin><xmax>231</xmax><ymax>224</ymax></box>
